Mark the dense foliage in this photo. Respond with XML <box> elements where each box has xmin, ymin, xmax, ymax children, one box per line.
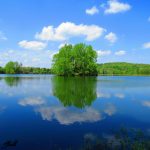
<box><xmin>98</xmin><ymin>62</ymin><xmax>150</xmax><ymax>75</ymax></box>
<box><xmin>52</xmin><ymin>43</ymin><xmax>98</xmax><ymax>76</ymax></box>
<box><xmin>0</xmin><ymin>61</ymin><xmax>51</xmax><ymax>74</ymax></box>
<box><xmin>5</xmin><ymin>61</ymin><xmax>22</xmax><ymax>74</ymax></box>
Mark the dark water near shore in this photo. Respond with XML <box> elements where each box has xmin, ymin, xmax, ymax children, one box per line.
<box><xmin>0</xmin><ymin>75</ymin><xmax>150</xmax><ymax>149</ymax></box>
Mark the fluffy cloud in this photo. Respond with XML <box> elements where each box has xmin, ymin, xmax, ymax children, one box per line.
<box><xmin>35</xmin><ymin>22</ymin><xmax>106</xmax><ymax>41</ymax></box>
<box><xmin>104</xmin><ymin>32</ymin><xmax>117</xmax><ymax>43</ymax></box>
<box><xmin>104</xmin><ymin>0</ymin><xmax>131</xmax><ymax>14</ymax></box>
<box><xmin>97</xmin><ymin>50</ymin><xmax>112</xmax><ymax>57</ymax></box>
<box><xmin>0</xmin><ymin>31</ymin><xmax>7</xmax><ymax>40</ymax></box>
<box><xmin>86</xmin><ymin>6</ymin><xmax>99</xmax><ymax>15</ymax></box>
<box><xmin>18</xmin><ymin>40</ymin><xmax>47</xmax><ymax>50</ymax></box>
<box><xmin>115</xmin><ymin>50</ymin><xmax>126</xmax><ymax>56</ymax></box>
<box><xmin>143</xmin><ymin>42</ymin><xmax>150</xmax><ymax>49</ymax></box>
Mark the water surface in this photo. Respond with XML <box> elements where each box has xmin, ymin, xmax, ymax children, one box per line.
<box><xmin>0</xmin><ymin>75</ymin><xmax>150</xmax><ymax>149</ymax></box>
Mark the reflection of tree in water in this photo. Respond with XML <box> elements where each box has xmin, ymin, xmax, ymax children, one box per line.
<box><xmin>4</xmin><ymin>77</ymin><xmax>21</xmax><ymax>87</ymax></box>
<box><xmin>52</xmin><ymin>76</ymin><xmax>97</xmax><ymax>108</ymax></box>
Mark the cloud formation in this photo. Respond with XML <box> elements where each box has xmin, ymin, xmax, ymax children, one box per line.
<box><xmin>35</xmin><ymin>22</ymin><xmax>106</xmax><ymax>41</ymax></box>
<box><xmin>86</xmin><ymin>6</ymin><xmax>99</xmax><ymax>15</ymax></box>
<box><xmin>18</xmin><ymin>40</ymin><xmax>47</xmax><ymax>50</ymax></box>
<box><xmin>143</xmin><ymin>42</ymin><xmax>150</xmax><ymax>49</ymax></box>
<box><xmin>115</xmin><ymin>50</ymin><xmax>126</xmax><ymax>56</ymax></box>
<box><xmin>97</xmin><ymin>50</ymin><xmax>112</xmax><ymax>57</ymax></box>
<box><xmin>104</xmin><ymin>32</ymin><xmax>118</xmax><ymax>43</ymax></box>
<box><xmin>104</xmin><ymin>0</ymin><xmax>131</xmax><ymax>14</ymax></box>
<box><xmin>0</xmin><ymin>31</ymin><xmax>7</xmax><ymax>40</ymax></box>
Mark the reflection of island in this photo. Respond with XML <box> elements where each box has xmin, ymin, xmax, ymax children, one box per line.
<box><xmin>4</xmin><ymin>77</ymin><xmax>21</xmax><ymax>87</ymax></box>
<box><xmin>52</xmin><ymin>76</ymin><xmax>97</xmax><ymax>108</ymax></box>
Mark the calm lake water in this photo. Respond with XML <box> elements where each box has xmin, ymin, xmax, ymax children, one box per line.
<box><xmin>0</xmin><ymin>75</ymin><xmax>150</xmax><ymax>149</ymax></box>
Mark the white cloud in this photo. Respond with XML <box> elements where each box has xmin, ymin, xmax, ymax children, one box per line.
<box><xmin>115</xmin><ymin>50</ymin><xmax>126</xmax><ymax>56</ymax></box>
<box><xmin>104</xmin><ymin>0</ymin><xmax>131</xmax><ymax>14</ymax></box>
<box><xmin>0</xmin><ymin>31</ymin><xmax>7</xmax><ymax>40</ymax></box>
<box><xmin>97</xmin><ymin>50</ymin><xmax>112</xmax><ymax>57</ymax></box>
<box><xmin>18</xmin><ymin>40</ymin><xmax>47</xmax><ymax>50</ymax></box>
<box><xmin>143</xmin><ymin>42</ymin><xmax>150</xmax><ymax>49</ymax></box>
<box><xmin>35</xmin><ymin>22</ymin><xmax>106</xmax><ymax>41</ymax></box>
<box><xmin>86</xmin><ymin>6</ymin><xmax>99</xmax><ymax>15</ymax></box>
<box><xmin>104</xmin><ymin>32</ymin><xmax>117</xmax><ymax>43</ymax></box>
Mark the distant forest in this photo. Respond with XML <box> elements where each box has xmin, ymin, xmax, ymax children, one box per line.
<box><xmin>0</xmin><ymin>61</ymin><xmax>150</xmax><ymax>75</ymax></box>
<box><xmin>98</xmin><ymin>62</ymin><xmax>150</xmax><ymax>75</ymax></box>
<box><xmin>0</xmin><ymin>61</ymin><xmax>51</xmax><ymax>74</ymax></box>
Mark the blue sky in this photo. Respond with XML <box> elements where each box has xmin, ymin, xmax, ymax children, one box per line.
<box><xmin>0</xmin><ymin>0</ymin><xmax>150</xmax><ymax>67</ymax></box>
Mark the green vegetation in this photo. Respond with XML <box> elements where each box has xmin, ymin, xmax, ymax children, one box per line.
<box><xmin>5</xmin><ymin>61</ymin><xmax>22</xmax><ymax>74</ymax></box>
<box><xmin>4</xmin><ymin>77</ymin><xmax>21</xmax><ymax>87</ymax></box>
<box><xmin>1</xmin><ymin>55</ymin><xmax>150</xmax><ymax>76</ymax></box>
<box><xmin>98</xmin><ymin>62</ymin><xmax>150</xmax><ymax>75</ymax></box>
<box><xmin>52</xmin><ymin>76</ymin><xmax>97</xmax><ymax>108</ymax></box>
<box><xmin>0</xmin><ymin>61</ymin><xmax>51</xmax><ymax>74</ymax></box>
<box><xmin>52</xmin><ymin>43</ymin><xmax>98</xmax><ymax>76</ymax></box>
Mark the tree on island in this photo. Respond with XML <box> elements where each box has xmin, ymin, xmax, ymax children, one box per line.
<box><xmin>52</xmin><ymin>43</ymin><xmax>98</xmax><ymax>76</ymax></box>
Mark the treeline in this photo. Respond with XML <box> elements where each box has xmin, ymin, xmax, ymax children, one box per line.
<box><xmin>1</xmin><ymin>61</ymin><xmax>150</xmax><ymax>75</ymax></box>
<box><xmin>0</xmin><ymin>61</ymin><xmax>51</xmax><ymax>74</ymax></box>
<box><xmin>98</xmin><ymin>62</ymin><xmax>150</xmax><ymax>75</ymax></box>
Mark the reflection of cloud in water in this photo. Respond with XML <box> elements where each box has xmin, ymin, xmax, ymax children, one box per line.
<box><xmin>19</xmin><ymin>97</ymin><xmax>45</xmax><ymax>106</ymax></box>
<box><xmin>115</xmin><ymin>93</ymin><xmax>125</xmax><ymax>99</ymax></box>
<box><xmin>142</xmin><ymin>101</ymin><xmax>150</xmax><ymax>108</ymax></box>
<box><xmin>97</xmin><ymin>91</ymin><xmax>111</xmax><ymax>98</ymax></box>
<box><xmin>84</xmin><ymin>133</ymin><xmax>97</xmax><ymax>141</ymax></box>
<box><xmin>35</xmin><ymin>106</ymin><xmax>103</xmax><ymax>125</ymax></box>
<box><xmin>0</xmin><ymin>105</ymin><xmax>6</xmax><ymax>112</ymax></box>
<box><xmin>97</xmin><ymin>90</ymin><xmax>125</xmax><ymax>100</ymax></box>
<box><xmin>104</xmin><ymin>103</ymin><xmax>116</xmax><ymax>116</ymax></box>
<box><xmin>18</xmin><ymin>96</ymin><xmax>117</xmax><ymax>125</ymax></box>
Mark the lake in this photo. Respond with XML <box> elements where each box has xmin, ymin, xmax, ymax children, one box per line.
<box><xmin>0</xmin><ymin>75</ymin><xmax>150</xmax><ymax>149</ymax></box>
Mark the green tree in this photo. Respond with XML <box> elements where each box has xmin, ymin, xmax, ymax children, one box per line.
<box><xmin>5</xmin><ymin>61</ymin><xmax>22</xmax><ymax>74</ymax></box>
<box><xmin>52</xmin><ymin>43</ymin><xmax>98</xmax><ymax>76</ymax></box>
